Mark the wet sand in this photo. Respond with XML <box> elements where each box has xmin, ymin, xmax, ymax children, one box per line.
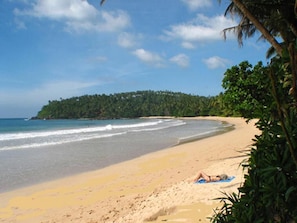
<box><xmin>0</xmin><ymin>117</ymin><xmax>259</xmax><ymax>223</ymax></box>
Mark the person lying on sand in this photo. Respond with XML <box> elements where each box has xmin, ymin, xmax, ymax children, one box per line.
<box><xmin>194</xmin><ymin>171</ymin><xmax>228</xmax><ymax>183</ymax></box>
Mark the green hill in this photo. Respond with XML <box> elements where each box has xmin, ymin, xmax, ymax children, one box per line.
<box><xmin>36</xmin><ymin>90</ymin><xmax>223</xmax><ymax>119</ymax></box>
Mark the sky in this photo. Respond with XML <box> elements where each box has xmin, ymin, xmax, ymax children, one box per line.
<box><xmin>0</xmin><ymin>0</ymin><xmax>270</xmax><ymax>118</ymax></box>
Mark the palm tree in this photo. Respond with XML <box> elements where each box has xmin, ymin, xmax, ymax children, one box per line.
<box><xmin>219</xmin><ymin>0</ymin><xmax>297</xmax><ymax>101</ymax></box>
<box><xmin>219</xmin><ymin>0</ymin><xmax>296</xmax><ymax>55</ymax></box>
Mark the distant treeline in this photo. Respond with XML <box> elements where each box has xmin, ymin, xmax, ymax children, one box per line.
<box><xmin>36</xmin><ymin>90</ymin><xmax>227</xmax><ymax>119</ymax></box>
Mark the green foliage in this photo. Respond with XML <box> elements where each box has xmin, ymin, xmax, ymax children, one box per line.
<box><xmin>212</xmin><ymin>115</ymin><xmax>297</xmax><ymax>222</ymax></box>
<box><xmin>222</xmin><ymin>61</ymin><xmax>272</xmax><ymax>119</ymax></box>
<box><xmin>36</xmin><ymin>90</ymin><xmax>224</xmax><ymax>119</ymax></box>
<box><xmin>211</xmin><ymin>55</ymin><xmax>297</xmax><ymax>222</ymax></box>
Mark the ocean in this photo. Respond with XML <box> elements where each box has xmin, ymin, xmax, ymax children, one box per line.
<box><xmin>0</xmin><ymin>118</ymin><xmax>232</xmax><ymax>193</ymax></box>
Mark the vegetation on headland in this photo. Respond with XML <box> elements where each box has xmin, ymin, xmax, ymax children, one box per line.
<box><xmin>36</xmin><ymin>90</ymin><xmax>226</xmax><ymax>119</ymax></box>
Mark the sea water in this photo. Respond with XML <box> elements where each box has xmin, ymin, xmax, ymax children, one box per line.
<box><xmin>0</xmin><ymin>118</ymin><xmax>232</xmax><ymax>193</ymax></box>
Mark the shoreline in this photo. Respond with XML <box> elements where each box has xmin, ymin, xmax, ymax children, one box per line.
<box><xmin>0</xmin><ymin>117</ymin><xmax>230</xmax><ymax>194</ymax></box>
<box><xmin>0</xmin><ymin>117</ymin><xmax>260</xmax><ymax>223</ymax></box>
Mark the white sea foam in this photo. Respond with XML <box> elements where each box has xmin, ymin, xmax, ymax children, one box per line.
<box><xmin>0</xmin><ymin>119</ymin><xmax>186</xmax><ymax>151</ymax></box>
<box><xmin>131</xmin><ymin>119</ymin><xmax>185</xmax><ymax>132</ymax></box>
<box><xmin>0</xmin><ymin>132</ymin><xmax>127</xmax><ymax>151</ymax></box>
<box><xmin>0</xmin><ymin>120</ymin><xmax>167</xmax><ymax>141</ymax></box>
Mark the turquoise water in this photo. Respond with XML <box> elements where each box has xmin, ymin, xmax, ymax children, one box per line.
<box><xmin>0</xmin><ymin>118</ymin><xmax>232</xmax><ymax>192</ymax></box>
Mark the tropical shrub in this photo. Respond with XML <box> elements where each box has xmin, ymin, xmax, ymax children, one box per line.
<box><xmin>211</xmin><ymin>54</ymin><xmax>297</xmax><ymax>222</ymax></box>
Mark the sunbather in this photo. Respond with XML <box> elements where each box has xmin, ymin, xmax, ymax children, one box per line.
<box><xmin>194</xmin><ymin>171</ymin><xmax>228</xmax><ymax>183</ymax></box>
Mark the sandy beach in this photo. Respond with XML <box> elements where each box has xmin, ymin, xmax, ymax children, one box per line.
<box><xmin>0</xmin><ymin>117</ymin><xmax>259</xmax><ymax>223</ymax></box>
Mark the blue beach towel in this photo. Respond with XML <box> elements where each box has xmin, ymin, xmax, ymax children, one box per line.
<box><xmin>195</xmin><ymin>176</ymin><xmax>235</xmax><ymax>184</ymax></box>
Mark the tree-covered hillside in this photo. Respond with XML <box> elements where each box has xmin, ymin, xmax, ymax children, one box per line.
<box><xmin>36</xmin><ymin>90</ymin><xmax>223</xmax><ymax>119</ymax></box>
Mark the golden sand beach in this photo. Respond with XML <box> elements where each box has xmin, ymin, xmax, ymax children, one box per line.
<box><xmin>0</xmin><ymin>117</ymin><xmax>260</xmax><ymax>223</ymax></box>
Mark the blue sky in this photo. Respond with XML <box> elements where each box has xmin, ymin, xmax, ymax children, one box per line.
<box><xmin>0</xmin><ymin>0</ymin><xmax>270</xmax><ymax>118</ymax></box>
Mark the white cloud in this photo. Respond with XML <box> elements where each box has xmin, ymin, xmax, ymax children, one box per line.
<box><xmin>14</xmin><ymin>0</ymin><xmax>97</xmax><ymax>20</ymax></box>
<box><xmin>170</xmin><ymin>54</ymin><xmax>189</xmax><ymax>68</ymax></box>
<box><xmin>181</xmin><ymin>42</ymin><xmax>196</xmax><ymax>49</ymax></box>
<box><xmin>132</xmin><ymin>49</ymin><xmax>164</xmax><ymax>67</ymax></box>
<box><xmin>117</xmin><ymin>32</ymin><xmax>141</xmax><ymax>48</ymax></box>
<box><xmin>14</xmin><ymin>0</ymin><xmax>130</xmax><ymax>32</ymax></box>
<box><xmin>181</xmin><ymin>0</ymin><xmax>212</xmax><ymax>11</ymax></box>
<box><xmin>203</xmin><ymin>56</ymin><xmax>230</xmax><ymax>69</ymax></box>
<box><xmin>97</xmin><ymin>11</ymin><xmax>131</xmax><ymax>32</ymax></box>
<box><xmin>164</xmin><ymin>14</ymin><xmax>236</xmax><ymax>48</ymax></box>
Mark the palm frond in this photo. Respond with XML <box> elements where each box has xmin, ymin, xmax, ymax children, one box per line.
<box><xmin>266</xmin><ymin>46</ymin><xmax>277</xmax><ymax>58</ymax></box>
